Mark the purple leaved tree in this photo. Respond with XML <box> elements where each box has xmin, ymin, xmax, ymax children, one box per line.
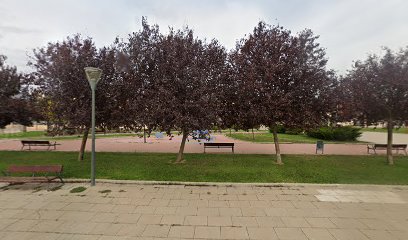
<box><xmin>343</xmin><ymin>47</ymin><xmax>408</xmax><ymax>165</ymax></box>
<box><xmin>231</xmin><ymin>22</ymin><xmax>335</xmax><ymax>164</ymax></box>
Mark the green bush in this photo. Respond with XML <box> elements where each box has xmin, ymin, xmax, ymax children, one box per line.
<box><xmin>306</xmin><ymin>126</ymin><xmax>361</xmax><ymax>141</ymax></box>
<box><xmin>285</xmin><ymin>128</ymin><xmax>303</xmax><ymax>135</ymax></box>
<box><xmin>269</xmin><ymin>125</ymin><xmax>286</xmax><ymax>134</ymax></box>
<box><xmin>269</xmin><ymin>125</ymin><xmax>302</xmax><ymax>135</ymax></box>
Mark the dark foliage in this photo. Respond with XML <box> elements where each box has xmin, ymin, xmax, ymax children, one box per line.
<box><xmin>269</xmin><ymin>125</ymin><xmax>303</xmax><ymax>135</ymax></box>
<box><xmin>231</xmin><ymin>22</ymin><xmax>336</xmax><ymax>163</ymax></box>
<box><xmin>28</xmin><ymin>35</ymin><xmax>118</xmax><ymax>160</ymax></box>
<box><xmin>0</xmin><ymin>55</ymin><xmax>36</xmax><ymax>128</ymax></box>
<box><xmin>342</xmin><ymin>47</ymin><xmax>408</xmax><ymax>164</ymax></box>
<box><xmin>306</xmin><ymin>126</ymin><xmax>361</xmax><ymax>141</ymax></box>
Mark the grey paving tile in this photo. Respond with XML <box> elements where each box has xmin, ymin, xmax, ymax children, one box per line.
<box><xmin>0</xmin><ymin>183</ymin><xmax>405</xmax><ymax>240</ymax></box>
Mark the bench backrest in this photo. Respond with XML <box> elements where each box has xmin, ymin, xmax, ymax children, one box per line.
<box><xmin>7</xmin><ymin>165</ymin><xmax>63</xmax><ymax>174</ymax></box>
<box><xmin>374</xmin><ymin>144</ymin><xmax>407</xmax><ymax>148</ymax></box>
<box><xmin>204</xmin><ymin>143</ymin><xmax>234</xmax><ymax>147</ymax></box>
<box><xmin>21</xmin><ymin>140</ymin><xmax>51</xmax><ymax>145</ymax></box>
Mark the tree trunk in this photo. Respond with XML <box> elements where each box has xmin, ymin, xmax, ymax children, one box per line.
<box><xmin>229</xmin><ymin>128</ymin><xmax>232</xmax><ymax>136</ymax></box>
<box><xmin>386</xmin><ymin>120</ymin><xmax>394</xmax><ymax>165</ymax></box>
<box><xmin>78</xmin><ymin>127</ymin><xmax>90</xmax><ymax>161</ymax></box>
<box><xmin>143</xmin><ymin>126</ymin><xmax>147</xmax><ymax>143</ymax></box>
<box><xmin>175</xmin><ymin>131</ymin><xmax>188</xmax><ymax>163</ymax></box>
<box><xmin>272</xmin><ymin>125</ymin><xmax>283</xmax><ymax>165</ymax></box>
<box><xmin>252</xmin><ymin>128</ymin><xmax>255</xmax><ymax>140</ymax></box>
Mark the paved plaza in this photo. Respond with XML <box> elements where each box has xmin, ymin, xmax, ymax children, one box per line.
<box><xmin>0</xmin><ymin>182</ymin><xmax>407</xmax><ymax>239</ymax></box>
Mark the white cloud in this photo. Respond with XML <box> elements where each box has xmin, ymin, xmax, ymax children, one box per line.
<box><xmin>0</xmin><ymin>0</ymin><xmax>407</xmax><ymax>73</ymax></box>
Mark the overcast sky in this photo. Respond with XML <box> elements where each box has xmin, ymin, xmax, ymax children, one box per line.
<box><xmin>0</xmin><ymin>0</ymin><xmax>407</xmax><ymax>74</ymax></box>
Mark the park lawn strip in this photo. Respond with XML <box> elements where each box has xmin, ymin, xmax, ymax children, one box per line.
<box><xmin>226</xmin><ymin>132</ymin><xmax>364</xmax><ymax>144</ymax></box>
<box><xmin>0</xmin><ymin>131</ymin><xmax>46</xmax><ymax>139</ymax></box>
<box><xmin>0</xmin><ymin>131</ymin><xmax>186</xmax><ymax>140</ymax></box>
<box><xmin>0</xmin><ymin>131</ymin><xmax>141</xmax><ymax>140</ymax></box>
<box><xmin>0</xmin><ymin>151</ymin><xmax>407</xmax><ymax>185</ymax></box>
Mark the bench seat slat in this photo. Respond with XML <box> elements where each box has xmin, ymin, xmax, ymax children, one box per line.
<box><xmin>2</xmin><ymin>165</ymin><xmax>64</xmax><ymax>183</ymax></box>
<box><xmin>203</xmin><ymin>142</ymin><xmax>234</xmax><ymax>153</ymax></box>
<box><xmin>204</xmin><ymin>143</ymin><xmax>234</xmax><ymax>147</ymax></box>
<box><xmin>21</xmin><ymin>140</ymin><xmax>52</xmax><ymax>145</ymax></box>
<box><xmin>367</xmin><ymin>144</ymin><xmax>407</xmax><ymax>155</ymax></box>
<box><xmin>20</xmin><ymin>140</ymin><xmax>60</xmax><ymax>151</ymax></box>
<box><xmin>7</xmin><ymin>165</ymin><xmax>63</xmax><ymax>173</ymax></box>
<box><xmin>0</xmin><ymin>176</ymin><xmax>58</xmax><ymax>183</ymax></box>
<box><xmin>373</xmin><ymin>144</ymin><xmax>407</xmax><ymax>148</ymax></box>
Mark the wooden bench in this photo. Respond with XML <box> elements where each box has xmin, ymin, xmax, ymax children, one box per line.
<box><xmin>204</xmin><ymin>143</ymin><xmax>234</xmax><ymax>153</ymax></box>
<box><xmin>21</xmin><ymin>140</ymin><xmax>60</xmax><ymax>150</ymax></box>
<box><xmin>367</xmin><ymin>144</ymin><xmax>407</xmax><ymax>155</ymax></box>
<box><xmin>0</xmin><ymin>165</ymin><xmax>64</xmax><ymax>184</ymax></box>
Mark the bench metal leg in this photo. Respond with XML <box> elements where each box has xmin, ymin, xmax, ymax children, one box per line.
<box><xmin>232</xmin><ymin>147</ymin><xmax>234</xmax><ymax>154</ymax></box>
<box><xmin>55</xmin><ymin>173</ymin><xmax>64</xmax><ymax>183</ymax></box>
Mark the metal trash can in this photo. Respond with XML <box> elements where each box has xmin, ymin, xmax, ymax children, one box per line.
<box><xmin>316</xmin><ymin>141</ymin><xmax>324</xmax><ymax>154</ymax></box>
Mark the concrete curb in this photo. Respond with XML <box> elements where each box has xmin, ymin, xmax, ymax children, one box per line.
<box><xmin>62</xmin><ymin>178</ymin><xmax>408</xmax><ymax>189</ymax></box>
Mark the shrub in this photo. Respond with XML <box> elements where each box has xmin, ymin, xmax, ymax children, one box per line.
<box><xmin>285</xmin><ymin>128</ymin><xmax>303</xmax><ymax>135</ymax></box>
<box><xmin>269</xmin><ymin>125</ymin><xmax>286</xmax><ymax>134</ymax></box>
<box><xmin>307</xmin><ymin>127</ymin><xmax>333</xmax><ymax>140</ymax></box>
<box><xmin>306</xmin><ymin>126</ymin><xmax>361</xmax><ymax>141</ymax></box>
<box><xmin>269</xmin><ymin>125</ymin><xmax>302</xmax><ymax>135</ymax></box>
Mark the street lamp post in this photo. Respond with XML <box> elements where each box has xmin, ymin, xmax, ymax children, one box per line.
<box><xmin>84</xmin><ymin>67</ymin><xmax>102</xmax><ymax>186</ymax></box>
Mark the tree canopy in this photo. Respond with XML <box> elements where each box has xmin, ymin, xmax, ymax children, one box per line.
<box><xmin>230</xmin><ymin>22</ymin><xmax>335</xmax><ymax>164</ymax></box>
<box><xmin>145</xmin><ymin>26</ymin><xmax>228</xmax><ymax>163</ymax></box>
<box><xmin>343</xmin><ymin>47</ymin><xmax>408</xmax><ymax>165</ymax></box>
<box><xmin>29</xmin><ymin>35</ymin><xmax>118</xmax><ymax>160</ymax></box>
<box><xmin>0</xmin><ymin>55</ymin><xmax>35</xmax><ymax>128</ymax></box>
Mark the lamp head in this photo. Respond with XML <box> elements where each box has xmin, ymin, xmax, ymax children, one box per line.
<box><xmin>84</xmin><ymin>67</ymin><xmax>102</xmax><ymax>89</ymax></box>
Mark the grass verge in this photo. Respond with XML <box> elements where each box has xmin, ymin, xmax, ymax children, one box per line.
<box><xmin>0</xmin><ymin>131</ymin><xmax>138</xmax><ymax>140</ymax></box>
<box><xmin>226</xmin><ymin>132</ymin><xmax>363</xmax><ymax>144</ymax></box>
<box><xmin>0</xmin><ymin>151</ymin><xmax>407</xmax><ymax>185</ymax></box>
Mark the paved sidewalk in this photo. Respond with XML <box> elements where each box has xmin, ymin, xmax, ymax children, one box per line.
<box><xmin>359</xmin><ymin>132</ymin><xmax>408</xmax><ymax>144</ymax></box>
<box><xmin>0</xmin><ymin>182</ymin><xmax>407</xmax><ymax>239</ymax></box>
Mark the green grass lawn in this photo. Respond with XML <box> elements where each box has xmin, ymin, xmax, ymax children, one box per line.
<box><xmin>361</xmin><ymin>127</ymin><xmax>408</xmax><ymax>134</ymax></box>
<box><xmin>0</xmin><ymin>131</ymin><xmax>139</xmax><ymax>140</ymax></box>
<box><xmin>0</xmin><ymin>131</ymin><xmax>46</xmax><ymax>139</ymax></box>
<box><xmin>0</xmin><ymin>151</ymin><xmax>407</xmax><ymax>185</ymax></box>
<box><xmin>226</xmin><ymin>132</ymin><xmax>363</xmax><ymax>144</ymax></box>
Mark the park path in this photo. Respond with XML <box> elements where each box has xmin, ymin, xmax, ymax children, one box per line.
<box><xmin>358</xmin><ymin>132</ymin><xmax>408</xmax><ymax>144</ymax></box>
<box><xmin>0</xmin><ymin>182</ymin><xmax>407</xmax><ymax>239</ymax></box>
<box><xmin>1</xmin><ymin>132</ymin><xmax>407</xmax><ymax>155</ymax></box>
<box><xmin>0</xmin><ymin>134</ymin><xmax>375</xmax><ymax>155</ymax></box>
